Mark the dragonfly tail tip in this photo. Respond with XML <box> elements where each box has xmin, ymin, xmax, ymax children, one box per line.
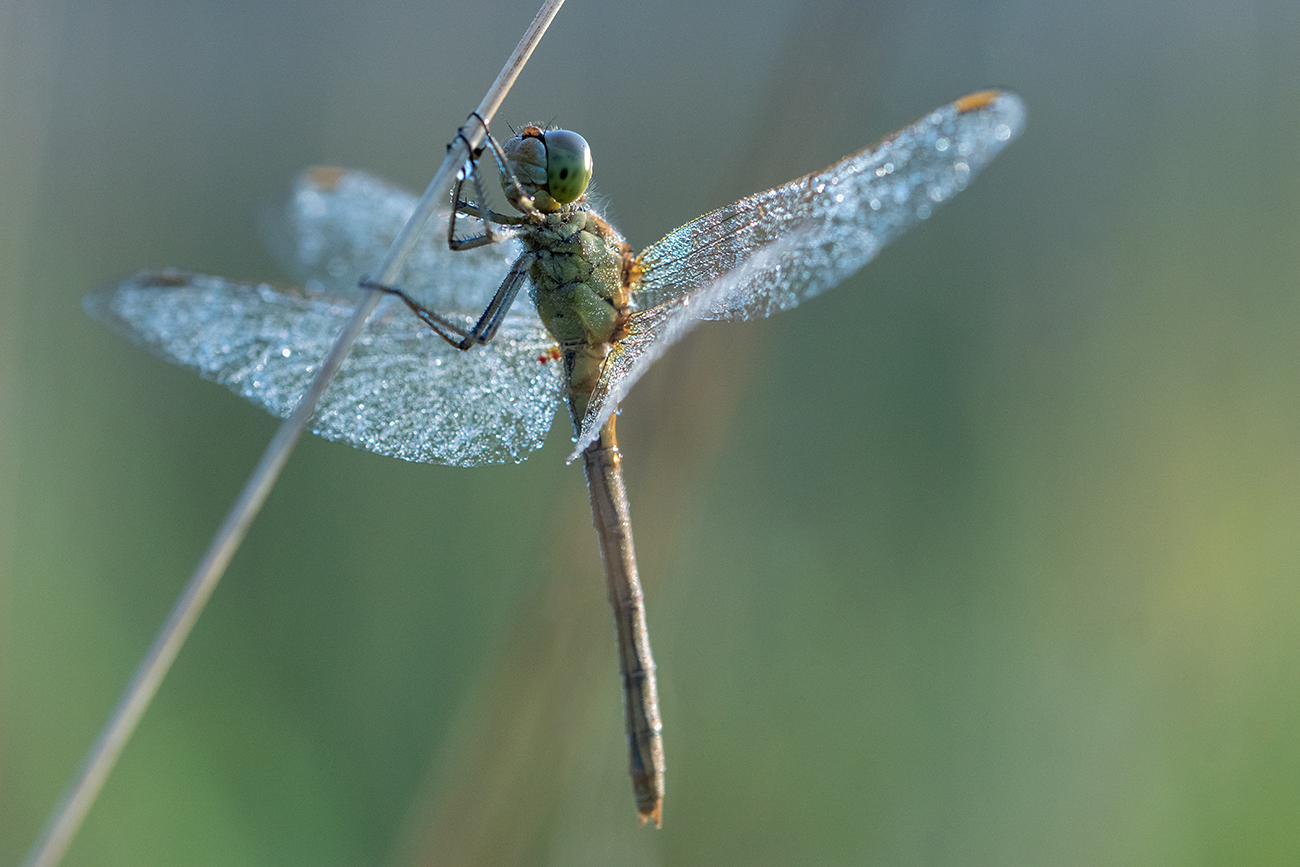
<box><xmin>638</xmin><ymin>801</ymin><xmax>663</xmax><ymax>829</ymax></box>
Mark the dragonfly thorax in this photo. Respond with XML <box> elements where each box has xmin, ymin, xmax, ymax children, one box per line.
<box><xmin>523</xmin><ymin>208</ymin><xmax>631</xmax><ymax>352</ymax></box>
<box><xmin>502</xmin><ymin>126</ymin><xmax>593</xmax><ymax>212</ymax></box>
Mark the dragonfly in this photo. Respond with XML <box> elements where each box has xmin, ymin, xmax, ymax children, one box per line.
<box><xmin>86</xmin><ymin>89</ymin><xmax>1025</xmax><ymax>827</ymax></box>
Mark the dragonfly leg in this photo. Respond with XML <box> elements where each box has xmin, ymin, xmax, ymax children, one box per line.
<box><xmin>463</xmin><ymin>251</ymin><xmax>535</xmax><ymax>345</ymax></box>
<box><xmin>447</xmin><ymin>144</ymin><xmax>502</xmax><ymax>251</ymax></box>
<box><xmin>453</xmin><ymin>199</ymin><xmax>527</xmax><ymax>227</ymax></box>
<box><xmin>359</xmin><ymin>279</ymin><xmax>477</xmax><ymax>349</ymax></box>
<box><xmin>359</xmin><ymin>249</ymin><xmax>536</xmax><ymax>351</ymax></box>
<box><xmin>477</xmin><ymin>123</ymin><xmax>540</xmax><ymax>218</ymax></box>
<box><xmin>447</xmin><ymin>116</ymin><xmax>539</xmax><ymax>251</ymax></box>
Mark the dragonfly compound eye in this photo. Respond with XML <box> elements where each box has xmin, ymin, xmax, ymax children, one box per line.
<box><xmin>542</xmin><ymin>129</ymin><xmax>593</xmax><ymax>204</ymax></box>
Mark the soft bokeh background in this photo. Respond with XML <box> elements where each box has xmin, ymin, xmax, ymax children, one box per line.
<box><xmin>4</xmin><ymin>0</ymin><xmax>1300</xmax><ymax>864</ymax></box>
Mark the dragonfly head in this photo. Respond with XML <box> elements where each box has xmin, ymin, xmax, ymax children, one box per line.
<box><xmin>502</xmin><ymin>126</ymin><xmax>593</xmax><ymax>212</ymax></box>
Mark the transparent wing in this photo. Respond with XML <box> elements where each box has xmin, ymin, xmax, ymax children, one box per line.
<box><xmin>261</xmin><ymin>166</ymin><xmax>531</xmax><ymax>317</ymax></box>
<box><xmin>87</xmin><ymin>271</ymin><xmax>564</xmax><ymax>467</ymax></box>
<box><xmin>570</xmin><ymin>91</ymin><xmax>1025</xmax><ymax>459</ymax></box>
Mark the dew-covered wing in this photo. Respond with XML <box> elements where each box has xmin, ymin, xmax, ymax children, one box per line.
<box><xmin>569</xmin><ymin>92</ymin><xmax>1025</xmax><ymax>458</ymax></box>
<box><xmin>87</xmin><ymin>271</ymin><xmax>564</xmax><ymax>466</ymax></box>
<box><xmin>566</xmin><ymin>231</ymin><xmax>811</xmax><ymax>461</ymax></box>
<box><xmin>261</xmin><ymin>166</ymin><xmax>531</xmax><ymax>317</ymax></box>
<box><xmin>630</xmin><ymin>91</ymin><xmax>1025</xmax><ymax>319</ymax></box>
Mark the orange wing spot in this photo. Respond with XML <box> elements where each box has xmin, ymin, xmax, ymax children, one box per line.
<box><xmin>954</xmin><ymin>90</ymin><xmax>1001</xmax><ymax>114</ymax></box>
<box><xmin>140</xmin><ymin>271</ymin><xmax>191</xmax><ymax>288</ymax></box>
<box><xmin>305</xmin><ymin>166</ymin><xmax>347</xmax><ymax>189</ymax></box>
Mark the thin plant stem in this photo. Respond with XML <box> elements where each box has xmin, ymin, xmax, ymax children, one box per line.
<box><xmin>21</xmin><ymin>2</ymin><xmax>567</xmax><ymax>865</ymax></box>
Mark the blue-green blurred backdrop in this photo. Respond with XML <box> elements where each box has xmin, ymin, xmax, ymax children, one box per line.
<box><xmin>4</xmin><ymin>0</ymin><xmax>1300</xmax><ymax>864</ymax></box>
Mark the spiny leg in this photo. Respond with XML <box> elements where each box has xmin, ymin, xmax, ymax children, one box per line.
<box><xmin>362</xmin><ymin>115</ymin><xmax>542</xmax><ymax>350</ymax></box>
<box><xmin>359</xmin><ymin>249</ymin><xmax>537</xmax><ymax>351</ymax></box>
<box><xmin>453</xmin><ymin>199</ymin><xmax>527</xmax><ymax>229</ymax></box>
<box><xmin>447</xmin><ymin>117</ymin><xmax>538</xmax><ymax>251</ymax></box>
<box><xmin>478</xmin><ymin>123</ymin><xmax>539</xmax><ymax>216</ymax></box>
<box><xmin>447</xmin><ymin>146</ymin><xmax>503</xmax><ymax>251</ymax></box>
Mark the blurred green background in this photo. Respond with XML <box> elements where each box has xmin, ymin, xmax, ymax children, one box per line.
<box><xmin>4</xmin><ymin>0</ymin><xmax>1300</xmax><ymax>864</ymax></box>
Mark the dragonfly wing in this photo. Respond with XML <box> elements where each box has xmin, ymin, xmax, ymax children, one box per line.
<box><xmin>87</xmin><ymin>270</ymin><xmax>564</xmax><ymax>466</ymax></box>
<box><xmin>567</xmin><ymin>229</ymin><xmax>815</xmax><ymax>460</ymax></box>
<box><xmin>630</xmin><ymin>90</ymin><xmax>1025</xmax><ymax>319</ymax></box>
<box><xmin>261</xmin><ymin>166</ymin><xmax>529</xmax><ymax>316</ymax></box>
<box><xmin>571</xmin><ymin>91</ymin><xmax>1025</xmax><ymax>457</ymax></box>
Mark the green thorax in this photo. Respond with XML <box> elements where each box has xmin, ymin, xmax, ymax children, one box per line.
<box><xmin>521</xmin><ymin>206</ymin><xmax>631</xmax><ymax>349</ymax></box>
